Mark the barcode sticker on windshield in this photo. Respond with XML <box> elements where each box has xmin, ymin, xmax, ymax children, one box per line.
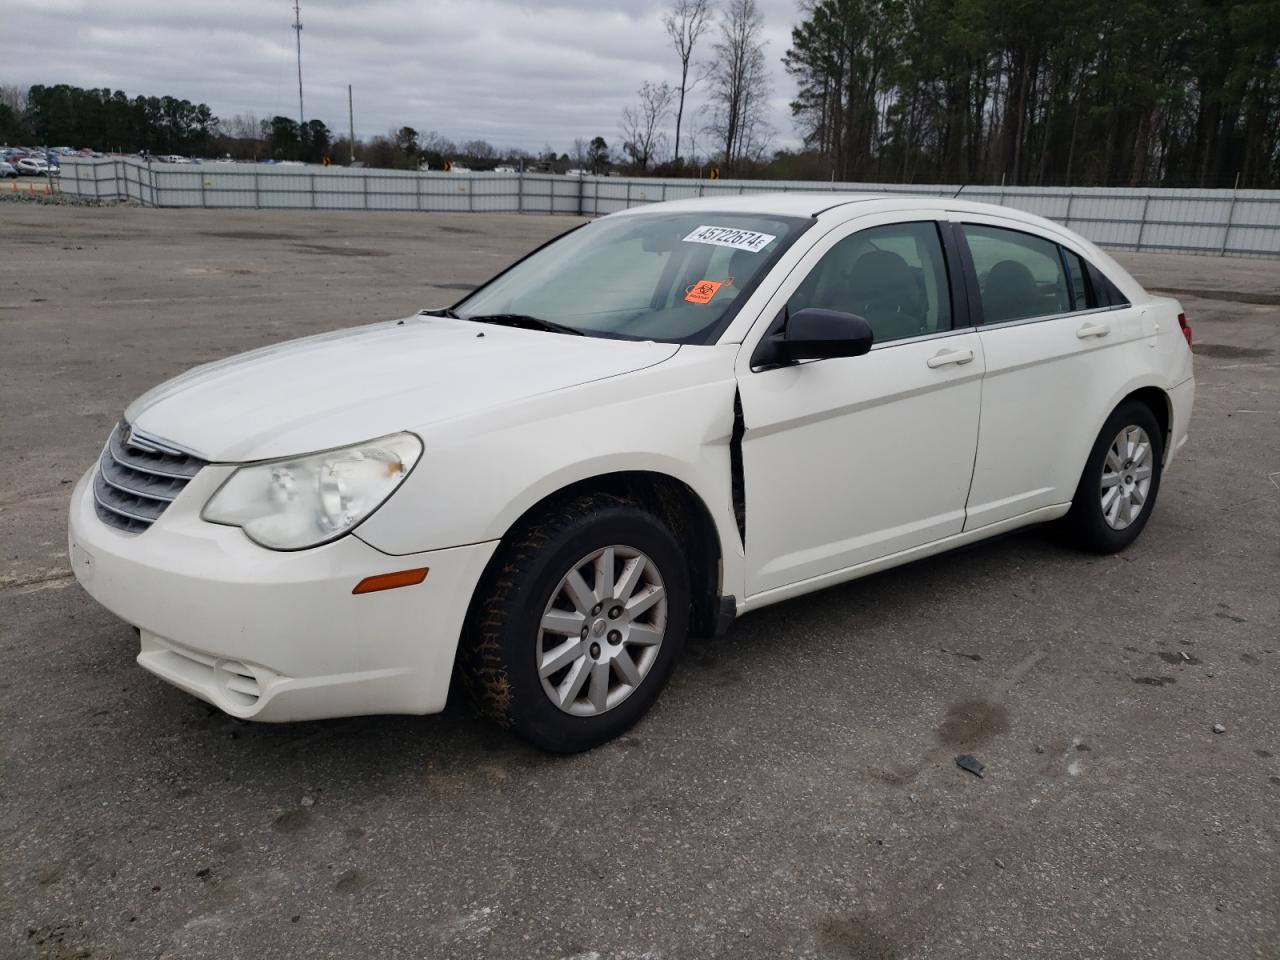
<box><xmin>682</xmin><ymin>225</ymin><xmax>777</xmax><ymax>253</ymax></box>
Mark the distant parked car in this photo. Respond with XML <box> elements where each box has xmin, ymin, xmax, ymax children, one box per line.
<box><xmin>0</xmin><ymin>160</ymin><xmax>17</xmax><ymax>178</ymax></box>
<box><xmin>15</xmin><ymin>157</ymin><xmax>50</xmax><ymax>176</ymax></box>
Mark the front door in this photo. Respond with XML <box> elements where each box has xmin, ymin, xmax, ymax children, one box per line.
<box><xmin>737</xmin><ymin>216</ymin><xmax>984</xmax><ymax>598</ymax></box>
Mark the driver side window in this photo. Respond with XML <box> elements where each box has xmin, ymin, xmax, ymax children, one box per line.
<box><xmin>787</xmin><ymin>221</ymin><xmax>952</xmax><ymax>345</ymax></box>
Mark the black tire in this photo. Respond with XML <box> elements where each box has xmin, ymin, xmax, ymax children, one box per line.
<box><xmin>459</xmin><ymin>492</ymin><xmax>689</xmax><ymax>753</ymax></box>
<box><xmin>1063</xmin><ymin>400</ymin><xmax>1165</xmax><ymax>553</ymax></box>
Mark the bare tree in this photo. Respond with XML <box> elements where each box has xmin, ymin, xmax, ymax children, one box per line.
<box><xmin>419</xmin><ymin>131</ymin><xmax>457</xmax><ymax>157</ymax></box>
<box><xmin>684</xmin><ymin>107</ymin><xmax>708</xmax><ymax>170</ymax></box>
<box><xmin>706</xmin><ymin>0</ymin><xmax>772</xmax><ymax>170</ymax></box>
<box><xmin>0</xmin><ymin>84</ymin><xmax>27</xmax><ymax>114</ymax></box>
<box><xmin>460</xmin><ymin>139</ymin><xmax>497</xmax><ymax>161</ymax></box>
<box><xmin>224</xmin><ymin>113</ymin><xmax>261</xmax><ymax>141</ymax></box>
<box><xmin>620</xmin><ymin>81</ymin><xmax>676</xmax><ymax>171</ymax></box>
<box><xmin>663</xmin><ymin>0</ymin><xmax>712</xmax><ymax>169</ymax></box>
<box><xmin>572</xmin><ymin>137</ymin><xmax>589</xmax><ymax>169</ymax></box>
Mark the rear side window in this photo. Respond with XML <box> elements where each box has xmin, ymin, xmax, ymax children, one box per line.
<box><xmin>963</xmin><ymin>224</ymin><xmax>1071</xmax><ymax>323</ymax></box>
<box><xmin>787</xmin><ymin>221</ymin><xmax>952</xmax><ymax>345</ymax></box>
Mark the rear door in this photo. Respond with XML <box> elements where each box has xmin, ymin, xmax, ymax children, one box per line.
<box><xmin>955</xmin><ymin>215</ymin><xmax>1145</xmax><ymax>528</ymax></box>
<box><xmin>736</xmin><ymin>213</ymin><xmax>984</xmax><ymax>597</ymax></box>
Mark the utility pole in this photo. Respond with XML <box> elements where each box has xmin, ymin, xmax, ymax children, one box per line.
<box><xmin>292</xmin><ymin>0</ymin><xmax>304</xmax><ymax>131</ymax></box>
<box><xmin>348</xmin><ymin>85</ymin><xmax>355</xmax><ymax>165</ymax></box>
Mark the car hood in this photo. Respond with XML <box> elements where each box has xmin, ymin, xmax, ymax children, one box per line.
<box><xmin>126</xmin><ymin>315</ymin><xmax>680</xmax><ymax>462</ymax></box>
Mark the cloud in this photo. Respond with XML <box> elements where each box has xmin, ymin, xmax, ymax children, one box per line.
<box><xmin>0</xmin><ymin>0</ymin><xmax>802</xmax><ymax>153</ymax></box>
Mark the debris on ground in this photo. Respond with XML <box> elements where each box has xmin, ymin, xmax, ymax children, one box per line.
<box><xmin>994</xmin><ymin>857</ymin><xmax>1006</xmax><ymax>870</ymax></box>
<box><xmin>1213</xmin><ymin>723</ymin><xmax>1227</xmax><ymax>734</ymax></box>
<box><xmin>955</xmin><ymin>754</ymin><xmax>985</xmax><ymax>778</ymax></box>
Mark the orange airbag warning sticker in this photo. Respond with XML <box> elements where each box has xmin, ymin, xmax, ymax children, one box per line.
<box><xmin>685</xmin><ymin>280</ymin><xmax>723</xmax><ymax>304</ymax></box>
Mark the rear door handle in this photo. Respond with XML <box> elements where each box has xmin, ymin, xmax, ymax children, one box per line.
<box><xmin>927</xmin><ymin>348</ymin><xmax>975</xmax><ymax>369</ymax></box>
<box><xmin>1076</xmin><ymin>321</ymin><xmax>1111</xmax><ymax>339</ymax></box>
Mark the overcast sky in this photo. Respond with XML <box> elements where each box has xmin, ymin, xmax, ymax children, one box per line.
<box><xmin>2</xmin><ymin>0</ymin><xmax>803</xmax><ymax>154</ymax></box>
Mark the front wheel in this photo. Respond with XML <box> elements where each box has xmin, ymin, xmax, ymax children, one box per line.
<box><xmin>1063</xmin><ymin>401</ymin><xmax>1164</xmax><ymax>553</ymax></box>
<box><xmin>459</xmin><ymin>493</ymin><xmax>689</xmax><ymax>753</ymax></box>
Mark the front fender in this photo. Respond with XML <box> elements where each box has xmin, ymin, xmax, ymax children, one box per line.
<box><xmin>354</xmin><ymin>346</ymin><xmax>744</xmax><ymax>589</ymax></box>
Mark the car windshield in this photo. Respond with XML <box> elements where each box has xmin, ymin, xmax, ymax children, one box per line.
<box><xmin>453</xmin><ymin>212</ymin><xmax>811</xmax><ymax>344</ymax></box>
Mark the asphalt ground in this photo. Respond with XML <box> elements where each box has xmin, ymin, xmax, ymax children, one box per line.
<box><xmin>1</xmin><ymin>205</ymin><xmax>1277</xmax><ymax>960</ymax></box>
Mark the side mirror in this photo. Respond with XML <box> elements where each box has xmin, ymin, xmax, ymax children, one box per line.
<box><xmin>753</xmin><ymin>308</ymin><xmax>874</xmax><ymax>367</ymax></box>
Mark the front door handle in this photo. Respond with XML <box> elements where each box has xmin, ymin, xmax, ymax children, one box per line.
<box><xmin>1076</xmin><ymin>321</ymin><xmax>1111</xmax><ymax>339</ymax></box>
<box><xmin>927</xmin><ymin>348</ymin><xmax>975</xmax><ymax>369</ymax></box>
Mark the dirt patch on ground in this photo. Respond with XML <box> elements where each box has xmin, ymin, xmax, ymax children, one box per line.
<box><xmin>936</xmin><ymin>698</ymin><xmax>1010</xmax><ymax>747</ymax></box>
<box><xmin>290</xmin><ymin>242</ymin><xmax>391</xmax><ymax>258</ymax></box>
<box><xmin>1153</xmin><ymin>287</ymin><xmax>1280</xmax><ymax>306</ymax></box>
<box><xmin>1192</xmin><ymin>343</ymin><xmax>1274</xmax><ymax>359</ymax></box>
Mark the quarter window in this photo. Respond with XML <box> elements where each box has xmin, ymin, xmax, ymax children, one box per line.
<box><xmin>963</xmin><ymin>225</ymin><xmax>1071</xmax><ymax>324</ymax></box>
<box><xmin>787</xmin><ymin>221</ymin><xmax>952</xmax><ymax>345</ymax></box>
<box><xmin>1086</xmin><ymin>261</ymin><xmax>1130</xmax><ymax>307</ymax></box>
<box><xmin>1063</xmin><ymin>249</ymin><xmax>1089</xmax><ymax>309</ymax></box>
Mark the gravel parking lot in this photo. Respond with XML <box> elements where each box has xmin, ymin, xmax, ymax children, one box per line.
<box><xmin>1</xmin><ymin>205</ymin><xmax>1277</xmax><ymax>960</ymax></box>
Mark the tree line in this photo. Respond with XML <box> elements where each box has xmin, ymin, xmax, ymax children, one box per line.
<box><xmin>0</xmin><ymin>85</ymin><xmax>338</xmax><ymax>163</ymax></box>
<box><xmin>0</xmin><ymin>84</ymin><xmax>598</xmax><ymax>171</ymax></box>
<box><xmin>783</xmin><ymin>0</ymin><xmax>1280</xmax><ymax>188</ymax></box>
<box><xmin>5</xmin><ymin>84</ymin><xmax>219</xmax><ymax>156</ymax></box>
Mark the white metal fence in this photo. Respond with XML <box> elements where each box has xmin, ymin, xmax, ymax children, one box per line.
<box><xmin>56</xmin><ymin>156</ymin><xmax>1280</xmax><ymax>258</ymax></box>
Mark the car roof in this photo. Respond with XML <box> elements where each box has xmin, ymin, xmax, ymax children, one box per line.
<box><xmin>608</xmin><ymin>191</ymin><xmax>895</xmax><ymax>219</ymax></box>
<box><xmin>605</xmin><ymin>191</ymin><xmax>1063</xmax><ymax>231</ymax></box>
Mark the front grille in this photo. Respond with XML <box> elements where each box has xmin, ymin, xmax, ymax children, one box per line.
<box><xmin>93</xmin><ymin>421</ymin><xmax>207</xmax><ymax>533</ymax></box>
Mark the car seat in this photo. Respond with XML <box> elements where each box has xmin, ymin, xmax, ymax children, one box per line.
<box><xmin>845</xmin><ymin>249</ymin><xmax>927</xmax><ymax>341</ymax></box>
<box><xmin>982</xmin><ymin>260</ymin><xmax>1039</xmax><ymax>323</ymax></box>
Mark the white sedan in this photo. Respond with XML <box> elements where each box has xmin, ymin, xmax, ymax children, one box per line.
<box><xmin>68</xmin><ymin>194</ymin><xmax>1195</xmax><ymax>751</ymax></box>
<box><xmin>15</xmin><ymin>157</ymin><xmax>51</xmax><ymax>176</ymax></box>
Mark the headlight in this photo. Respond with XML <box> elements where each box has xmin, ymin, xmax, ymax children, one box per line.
<box><xmin>202</xmin><ymin>433</ymin><xmax>422</xmax><ymax>550</ymax></box>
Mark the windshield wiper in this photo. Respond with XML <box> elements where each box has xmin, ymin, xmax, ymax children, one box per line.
<box><xmin>462</xmin><ymin>313</ymin><xmax>585</xmax><ymax>336</ymax></box>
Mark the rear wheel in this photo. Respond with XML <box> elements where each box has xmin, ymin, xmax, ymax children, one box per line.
<box><xmin>459</xmin><ymin>493</ymin><xmax>689</xmax><ymax>752</ymax></box>
<box><xmin>1064</xmin><ymin>400</ymin><xmax>1164</xmax><ymax>553</ymax></box>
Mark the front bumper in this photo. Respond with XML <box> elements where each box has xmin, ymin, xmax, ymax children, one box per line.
<box><xmin>68</xmin><ymin>465</ymin><xmax>497</xmax><ymax>721</ymax></box>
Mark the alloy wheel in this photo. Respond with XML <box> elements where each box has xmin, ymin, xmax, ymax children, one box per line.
<box><xmin>537</xmin><ymin>545</ymin><xmax>667</xmax><ymax>716</ymax></box>
<box><xmin>1100</xmin><ymin>425</ymin><xmax>1154</xmax><ymax>530</ymax></box>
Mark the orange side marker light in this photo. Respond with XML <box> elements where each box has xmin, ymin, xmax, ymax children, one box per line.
<box><xmin>352</xmin><ymin>567</ymin><xmax>429</xmax><ymax>595</ymax></box>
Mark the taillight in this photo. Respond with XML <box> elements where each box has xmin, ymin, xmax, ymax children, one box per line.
<box><xmin>1177</xmin><ymin>312</ymin><xmax>1192</xmax><ymax>347</ymax></box>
